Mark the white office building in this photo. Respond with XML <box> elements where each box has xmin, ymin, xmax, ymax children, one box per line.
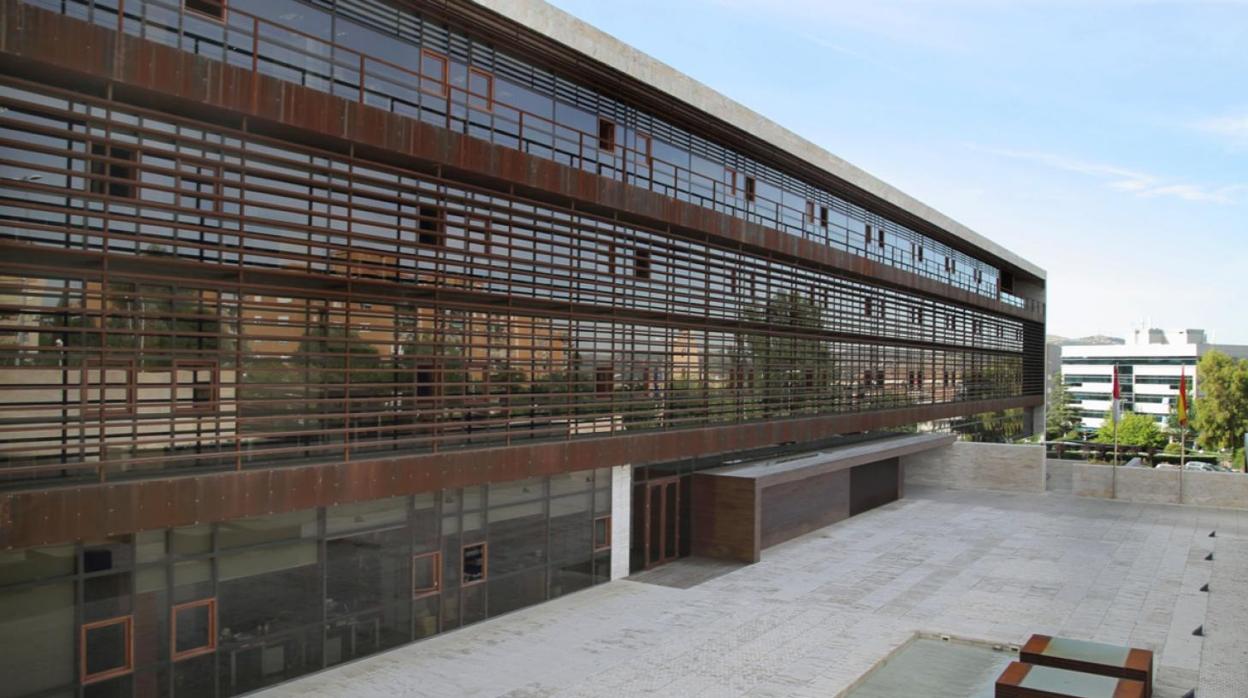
<box><xmin>1061</xmin><ymin>328</ymin><xmax>1248</xmax><ymax>433</ymax></box>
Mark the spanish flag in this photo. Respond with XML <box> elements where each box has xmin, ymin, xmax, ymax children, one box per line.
<box><xmin>1178</xmin><ymin>366</ymin><xmax>1188</xmax><ymax>428</ymax></box>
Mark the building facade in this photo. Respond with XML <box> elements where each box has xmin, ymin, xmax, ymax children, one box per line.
<box><xmin>1061</xmin><ymin>328</ymin><xmax>1248</xmax><ymax>432</ymax></box>
<box><xmin>0</xmin><ymin>0</ymin><xmax>1045</xmax><ymax>696</ymax></box>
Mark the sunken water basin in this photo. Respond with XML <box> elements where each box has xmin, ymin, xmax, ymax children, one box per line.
<box><xmin>844</xmin><ymin>635</ymin><xmax>1017</xmax><ymax>698</ymax></box>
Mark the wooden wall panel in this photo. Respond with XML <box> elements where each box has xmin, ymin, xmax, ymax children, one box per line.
<box><xmin>759</xmin><ymin>469</ymin><xmax>850</xmax><ymax>549</ymax></box>
<box><xmin>690</xmin><ymin>474</ymin><xmax>758</xmax><ymax>564</ymax></box>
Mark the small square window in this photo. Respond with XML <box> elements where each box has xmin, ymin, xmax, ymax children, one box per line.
<box><xmin>635</xmin><ymin>133</ymin><xmax>653</xmax><ymax>168</ymax></box>
<box><xmin>597</xmin><ymin>118</ymin><xmax>616</xmax><ymax>151</ymax></box>
<box><xmin>173</xmin><ymin>361</ymin><xmax>219</xmax><ymax>412</ymax></box>
<box><xmin>412</xmin><ymin>551</ymin><xmax>441</xmax><ymax>598</ymax></box>
<box><xmin>88</xmin><ymin>143</ymin><xmax>137</xmax><ymax>199</ymax></box>
<box><xmin>171</xmin><ymin>598</ymin><xmax>216</xmax><ymax>661</ymax></box>
<box><xmin>462</xmin><ymin>543</ymin><xmax>487</xmax><ymax>586</ymax></box>
<box><xmin>420</xmin><ymin>49</ymin><xmax>449</xmax><ymax>97</ymax></box>
<box><xmin>418</xmin><ymin>205</ymin><xmax>445</xmax><ymax>246</ymax></box>
<box><xmin>593</xmin><ymin>516</ymin><xmax>611</xmax><ymax>552</ymax></box>
<box><xmin>185</xmin><ymin>0</ymin><xmax>226</xmax><ymax>20</ymax></box>
<box><xmin>81</xmin><ymin>616</ymin><xmax>133</xmax><ymax>684</ymax></box>
<box><xmin>467</xmin><ymin>68</ymin><xmax>493</xmax><ymax>111</ymax></box>
<box><xmin>634</xmin><ymin>249</ymin><xmax>651</xmax><ymax>280</ymax></box>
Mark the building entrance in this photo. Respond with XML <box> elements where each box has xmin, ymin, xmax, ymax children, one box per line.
<box><xmin>642</xmin><ymin>477</ymin><xmax>681</xmax><ymax>569</ymax></box>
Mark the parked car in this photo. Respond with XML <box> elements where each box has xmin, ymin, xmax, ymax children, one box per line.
<box><xmin>1183</xmin><ymin>462</ymin><xmax>1217</xmax><ymax>471</ymax></box>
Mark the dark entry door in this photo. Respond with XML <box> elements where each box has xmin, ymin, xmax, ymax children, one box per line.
<box><xmin>643</xmin><ymin>477</ymin><xmax>680</xmax><ymax>568</ymax></box>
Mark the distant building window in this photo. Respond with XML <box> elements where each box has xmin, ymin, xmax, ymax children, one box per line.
<box><xmin>593</xmin><ymin>516</ymin><xmax>611</xmax><ymax>551</ymax></box>
<box><xmin>419</xmin><ymin>49</ymin><xmax>449</xmax><ymax>96</ymax></box>
<box><xmin>597</xmin><ymin>118</ymin><xmax>616</xmax><ymax>151</ymax></box>
<box><xmin>974</xmin><ymin>268</ymin><xmax>983</xmax><ymax>284</ymax></box>
<box><xmin>418</xmin><ymin>205</ymin><xmax>445</xmax><ymax>246</ymax></box>
<box><xmin>412</xmin><ymin>552</ymin><xmax>441</xmax><ymax>598</ymax></box>
<box><xmin>171</xmin><ymin>598</ymin><xmax>216</xmax><ymax>661</ymax></box>
<box><xmin>184</xmin><ymin>0</ymin><xmax>226</xmax><ymax>20</ymax></box>
<box><xmin>724</xmin><ymin>168</ymin><xmax>738</xmax><ymax>196</ymax></box>
<box><xmin>911</xmin><ymin>307</ymin><xmax>924</xmax><ymax>324</ymax></box>
<box><xmin>744</xmin><ymin>176</ymin><xmax>756</xmax><ymax>203</ymax></box>
<box><xmin>877</xmin><ymin>227</ymin><xmax>885</xmax><ymax>248</ymax></box>
<box><xmin>467</xmin><ymin>68</ymin><xmax>493</xmax><ymax>111</ymax></box>
<box><xmin>634</xmin><ymin>248</ymin><xmax>651</xmax><ymax>279</ymax></box>
<box><xmin>88</xmin><ymin>143</ymin><xmax>137</xmax><ymax>199</ymax></box>
<box><xmin>913</xmin><ymin>242</ymin><xmax>924</xmax><ymax>263</ymax></box>
<box><xmin>874</xmin><ymin>369</ymin><xmax>885</xmax><ymax>387</ymax></box>
<box><xmin>864</xmin><ymin>224</ymin><xmax>873</xmax><ymax>249</ymax></box>
<box><xmin>945</xmin><ymin>257</ymin><xmax>956</xmax><ymax>274</ymax></box>
<box><xmin>819</xmin><ymin>205</ymin><xmax>829</xmax><ymax>229</ymax></box>
<box><xmin>864</xmin><ymin>297</ymin><xmax>873</xmax><ymax>317</ymax></box>
<box><xmin>81</xmin><ymin>615</ymin><xmax>133</xmax><ymax>684</ymax></box>
<box><xmin>946</xmin><ymin>315</ymin><xmax>956</xmax><ymax>331</ymax></box>
<box><xmin>972</xmin><ymin>319</ymin><xmax>982</xmax><ymax>335</ymax></box>
<box><xmin>462</xmin><ymin>543</ymin><xmax>487</xmax><ymax>586</ymax></box>
<box><xmin>806</xmin><ymin>201</ymin><xmax>815</xmax><ymax>224</ymax></box>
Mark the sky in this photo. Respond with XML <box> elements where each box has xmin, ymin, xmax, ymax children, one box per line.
<box><xmin>549</xmin><ymin>0</ymin><xmax>1248</xmax><ymax>343</ymax></box>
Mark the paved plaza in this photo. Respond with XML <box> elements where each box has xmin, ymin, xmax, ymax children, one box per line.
<box><xmin>263</xmin><ymin>487</ymin><xmax>1248</xmax><ymax>697</ymax></box>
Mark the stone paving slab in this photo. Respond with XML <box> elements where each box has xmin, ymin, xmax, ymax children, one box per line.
<box><xmin>261</xmin><ymin>486</ymin><xmax>1247</xmax><ymax>698</ymax></box>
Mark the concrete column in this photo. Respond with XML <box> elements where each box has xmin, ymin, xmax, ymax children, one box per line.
<box><xmin>610</xmin><ymin>464</ymin><xmax>632</xmax><ymax>580</ymax></box>
<box><xmin>1025</xmin><ymin>404</ymin><xmax>1045</xmax><ymax>438</ymax></box>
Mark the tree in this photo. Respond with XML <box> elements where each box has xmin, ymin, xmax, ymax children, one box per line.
<box><xmin>1046</xmin><ymin>374</ymin><xmax>1078</xmax><ymax>440</ymax></box>
<box><xmin>742</xmin><ymin>292</ymin><xmax>833</xmax><ymax>418</ymax></box>
<box><xmin>1193</xmin><ymin>350</ymin><xmax>1248</xmax><ymax>451</ymax></box>
<box><xmin>1094</xmin><ymin>411</ymin><xmax>1166</xmax><ymax>449</ymax></box>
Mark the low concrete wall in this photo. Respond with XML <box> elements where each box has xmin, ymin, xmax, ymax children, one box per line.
<box><xmin>1049</xmin><ymin>460</ymin><xmax>1248</xmax><ymax>510</ymax></box>
<box><xmin>902</xmin><ymin>441</ymin><xmax>1045</xmax><ymax>493</ymax></box>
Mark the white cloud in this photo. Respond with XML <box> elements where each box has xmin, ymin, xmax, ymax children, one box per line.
<box><xmin>1194</xmin><ymin>113</ymin><xmax>1248</xmax><ymax>146</ymax></box>
<box><xmin>972</xmin><ymin>145</ymin><xmax>1244</xmax><ymax>204</ymax></box>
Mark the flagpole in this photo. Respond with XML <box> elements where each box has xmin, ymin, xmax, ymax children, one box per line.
<box><xmin>1111</xmin><ymin>365</ymin><xmax>1119</xmax><ymax>499</ymax></box>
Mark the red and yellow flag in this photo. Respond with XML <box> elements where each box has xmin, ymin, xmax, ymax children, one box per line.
<box><xmin>1178</xmin><ymin>366</ymin><xmax>1188</xmax><ymax>428</ymax></box>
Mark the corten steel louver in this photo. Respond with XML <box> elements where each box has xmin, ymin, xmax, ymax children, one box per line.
<box><xmin>0</xmin><ymin>0</ymin><xmax>1043</xmax><ymax>548</ymax></box>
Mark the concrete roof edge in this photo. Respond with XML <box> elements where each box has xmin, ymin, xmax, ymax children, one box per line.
<box><xmin>469</xmin><ymin>0</ymin><xmax>1046</xmax><ymax>281</ymax></box>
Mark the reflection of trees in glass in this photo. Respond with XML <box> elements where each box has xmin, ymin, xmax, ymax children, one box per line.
<box><xmin>953</xmin><ymin>408</ymin><xmax>1025</xmax><ymax>442</ymax></box>
<box><xmin>742</xmin><ymin>292</ymin><xmax>832</xmax><ymax>418</ymax></box>
<box><xmin>37</xmin><ymin>247</ymin><xmax>232</xmax><ymax>368</ymax></box>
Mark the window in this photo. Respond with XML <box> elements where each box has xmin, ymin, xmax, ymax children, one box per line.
<box><xmin>864</xmin><ymin>224</ymin><xmax>873</xmax><ymax>249</ymax></box>
<box><xmin>461</xmin><ymin>543</ymin><xmax>487</xmax><ymax>586</ymax></box>
<box><xmin>596</xmin><ymin>365</ymin><xmax>614</xmax><ymax>395</ymax></box>
<box><xmin>178</xmin><ymin>166</ymin><xmax>221</xmax><ymax>212</ymax></box>
<box><xmin>171</xmin><ymin>598</ymin><xmax>216</xmax><ymax>661</ymax></box>
<box><xmin>173</xmin><ymin>361</ymin><xmax>218</xmax><ymax>412</ymax></box>
<box><xmin>88</xmin><ymin>143</ymin><xmax>137</xmax><ymax>199</ymax></box>
<box><xmin>912</xmin><ymin>242</ymin><xmax>924</xmax><ymax>263</ymax></box>
<box><xmin>744</xmin><ymin>176</ymin><xmax>756</xmax><ymax>203</ymax></box>
<box><xmin>946</xmin><ymin>315</ymin><xmax>956</xmax><ymax>331</ymax></box>
<box><xmin>634</xmin><ymin>248</ymin><xmax>651</xmax><ymax>279</ymax></box>
<box><xmin>635</xmin><ymin>132</ymin><xmax>653</xmax><ymax>168</ymax></box>
<box><xmin>83</xmin><ymin>359</ymin><xmax>137</xmax><ymax>418</ymax></box>
<box><xmin>876</xmin><ymin>227</ymin><xmax>885</xmax><ymax>248</ymax></box>
<box><xmin>945</xmin><ymin>257</ymin><xmax>956</xmax><ymax>274</ymax></box>
<box><xmin>418</xmin><ymin>205</ymin><xmax>444</xmax><ymax>246</ymax></box>
<box><xmin>185</xmin><ymin>0</ymin><xmax>226</xmax><ymax>20</ymax></box>
<box><xmin>724</xmin><ymin>168</ymin><xmax>738</xmax><ymax>196</ymax></box>
<box><xmin>805</xmin><ymin>200</ymin><xmax>815</xmax><ymax>224</ymax></box>
<box><xmin>974</xmin><ymin>268</ymin><xmax>983</xmax><ymax>285</ymax></box>
<box><xmin>81</xmin><ymin>616</ymin><xmax>133</xmax><ymax>684</ymax></box>
<box><xmin>419</xmin><ymin>49</ymin><xmax>449</xmax><ymax>96</ymax></box>
<box><xmin>593</xmin><ymin>516</ymin><xmax>611</xmax><ymax>552</ymax></box>
<box><xmin>467</xmin><ymin>67</ymin><xmax>493</xmax><ymax>111</ymax></box>
<box><xmin>819</xmin><ymin>205</ymin><xmax>829</xmax><ymax>229</ymax></box>
<box><xmin>864</xmin><ymin>297</ymin><xmax>873</xmax><ymax>317</ymax></box>
<box><xmin>911</xmin><ymin>306</ymin><xmax>924</xmax><ymax>324</ymax></box>
<box><xmin>874</xmin><ymin>369</ymin><xmax>885</xmax><ymax>387</ymax></box>
<box><xmin>412</xmin><ymin>551</ymin><xmax>441</xmax><ymax>598</ymax></box>
<box><xmin>597</xmin><ymin>118</ymin><xmax>616</xmax><ymax>151</ymax></box>
<box><xmin>972</xmin><ymin>319</ymin><xmax>982</xmax><ymax>335</ymax></box>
